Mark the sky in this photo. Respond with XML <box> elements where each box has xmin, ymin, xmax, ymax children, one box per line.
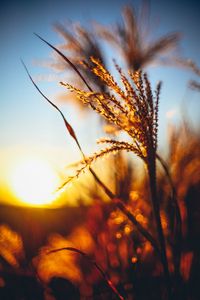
<box><xmin>0</xmin><ymin>0</ymin><xmax>200</xmax><ymax>206</ymax></box>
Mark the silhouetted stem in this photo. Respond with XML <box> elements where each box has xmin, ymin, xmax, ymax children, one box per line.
<box><xmin>148</xmin><ymin>151</ymin><xmax>172</xmax><ymax>300</ymax></box>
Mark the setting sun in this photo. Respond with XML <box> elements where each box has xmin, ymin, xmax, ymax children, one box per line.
<box><xmin>10</xmin><ymin>157</ymin><xmax>60</xmax><ymax>206</ymax></box>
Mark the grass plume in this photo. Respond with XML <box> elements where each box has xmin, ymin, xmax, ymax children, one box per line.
<box><xmin>22</xmin><ymin>54</ymin><xmax>159</xmax><ymax>261</ymax></box>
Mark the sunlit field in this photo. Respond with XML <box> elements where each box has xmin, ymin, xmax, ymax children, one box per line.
<box><xmin>0</xmin><ymin>1</ymin><xmax>200</xmax><ymax>300</ymax></box>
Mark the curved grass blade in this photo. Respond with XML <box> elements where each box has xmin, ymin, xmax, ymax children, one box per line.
<box><xmin>48</xmin><ymin>247</ymin><xmax>125</xmax><ymax>300</ymax></box>
<box><xmin>34</xmin><ymin>33</ymin><xmax>93</xmax><ymax>93</ymax></box>
<box><xmin>21</xmin><ymin>60</ymin><xmax>84</xmax><ymax>157</ymax></box>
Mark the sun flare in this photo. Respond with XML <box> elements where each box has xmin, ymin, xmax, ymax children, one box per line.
<box><xmin>10</xmin><ymin>157</ymin><xmax>60</xmax><ymax>206</ymax></box>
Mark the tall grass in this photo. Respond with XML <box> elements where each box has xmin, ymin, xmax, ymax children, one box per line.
<box><xmin>24</xmin><ymin>37</ymin><xmax>173</xmax><ymax>299</ymax></box>
<box><xmin>19</xmin><ymin>4</ymin><xmax>200</xmax><ymax>300</ymax></box>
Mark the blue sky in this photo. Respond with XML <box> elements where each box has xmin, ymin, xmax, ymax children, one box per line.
<box><xmin>0</xmin><ymin>0</ymin><xmax>200</xmax><ymax>204</ymax></box>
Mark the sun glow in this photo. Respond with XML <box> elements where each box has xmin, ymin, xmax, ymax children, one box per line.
<box><xmin>10</xmin><ymin>157</ymin><xmax>60</xmax><ymax>206</ymax></box>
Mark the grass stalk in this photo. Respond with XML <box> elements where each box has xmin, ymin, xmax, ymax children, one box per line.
<box><xmin>148</xmin><ymin>150</ymin><xmax>172</xmax><ymax>299</ymax></box>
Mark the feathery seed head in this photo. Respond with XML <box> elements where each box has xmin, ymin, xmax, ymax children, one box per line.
<box><xmin>61</xmin><ymin>58</ymin><xmax>161</xmax><ymax>168</ymax></box>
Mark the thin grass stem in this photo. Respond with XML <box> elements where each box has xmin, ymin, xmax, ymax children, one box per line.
<box><xmin>48</xmin><ymin>247</ymin><xmax>125</xmax><ymax>300</ymax></box>
<box><xmin>147</xmin><ymin>150</ymin><xmax>172</xmax><ymax>300</ymax></box>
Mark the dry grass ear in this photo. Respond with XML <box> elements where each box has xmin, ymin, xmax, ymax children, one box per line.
<box><xmin>49</xmin><ymin>22</ymin><xmax>108</xmax><ymax>110</ymax></box>
<box><xmin>60</xmin><ymin>59</ymin><xmax>164</xmax><ymax>174</ymax></box>
<box><xmin>96</xmin><ymin>4</ymin><xmax>180</xmax><ymax>71</ymax></box>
